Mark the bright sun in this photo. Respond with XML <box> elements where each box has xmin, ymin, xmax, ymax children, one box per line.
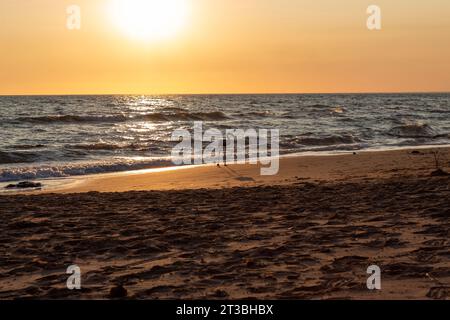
<box><xmin>109</xmin><ymin>0</ymin><xmax>188</xmax><ymax>41</ymax></box>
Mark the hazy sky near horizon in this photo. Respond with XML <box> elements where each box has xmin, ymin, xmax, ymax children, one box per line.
<box><xmin>0</xmin><ymin>0</ymin><xmax>449</xmax><ymax>95</ymax></box>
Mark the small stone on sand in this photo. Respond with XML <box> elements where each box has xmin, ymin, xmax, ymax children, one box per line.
<box><xmin>5</xmin><ymin>181</ymin><xmax>42</xmax><ymax>189</ymax></box>
<box><xmin>430</xmin><ymin>169</ymin><xmax>449</xmax><ymax>177</ymax></box>
<box><xmin>109</xmin><ymin>285</ymin><xmax>128</xmax><ymax>299</ymax></box>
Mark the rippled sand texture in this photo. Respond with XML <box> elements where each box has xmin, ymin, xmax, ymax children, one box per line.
<box><xmin>0</xmin><ymin>174</ymin><xmax>449</xmax><ymax>299</ymax></box>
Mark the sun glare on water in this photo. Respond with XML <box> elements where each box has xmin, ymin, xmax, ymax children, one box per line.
<box><xmin>109</xmin><ymin>0</ymin><xmax>189</xmax><ymax>41</ymax></box>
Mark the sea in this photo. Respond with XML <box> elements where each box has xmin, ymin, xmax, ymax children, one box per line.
<box><xmin>1</xmin><ymin>93</ymin><xmax>449</xmax><ymax>183</ymax></box>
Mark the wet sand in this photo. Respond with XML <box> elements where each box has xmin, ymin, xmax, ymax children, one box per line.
<box><xmin>29</xmin><ymin>146</ymin><xmax>450</xmax><ymax>194</ymax></box>
<box><xmin>0</xmin><ymin>147</ymin><xmax>449</xmax><ymax>299</ymax></box>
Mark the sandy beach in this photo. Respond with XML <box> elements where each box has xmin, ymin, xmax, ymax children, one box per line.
<box><xmin>0</xmin><ymin>147</ymin><xmax>449</xmax><ymax>299</ymax></box>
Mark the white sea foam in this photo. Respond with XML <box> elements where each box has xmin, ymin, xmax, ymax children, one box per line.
<box><xmin>0</xmin><ymin>158</ymin><xmax>174</xmax><ymax>182</ymax></box>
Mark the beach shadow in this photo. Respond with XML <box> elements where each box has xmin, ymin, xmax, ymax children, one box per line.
<box><xmin>221</xmin><ymin>166</ymin><xmax>256</xmax><ymax>182</ymax></box>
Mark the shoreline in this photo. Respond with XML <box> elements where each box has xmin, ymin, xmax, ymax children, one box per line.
<box><xmin>1</xmin><ymin>145</ymin><xmax>448</xmax><ymax>194</ymax></box>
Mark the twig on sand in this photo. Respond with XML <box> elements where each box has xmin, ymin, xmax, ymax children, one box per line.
<box><xmin>431</xmin><ymin>150</ymin><xmax>441</xmax><ymax>170</ymax></box>
<box><xmin>430</xmin><ymin>150</ymin><xmax>449</xmax><ymax>177</ymax></box>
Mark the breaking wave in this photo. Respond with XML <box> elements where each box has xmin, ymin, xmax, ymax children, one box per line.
<box><xmin>0</xmin><ymin>151</ymin><xmax>40</xmax><ymax>164</ymax></box>
<box><xmin>294</xmin><ymin>134</ymin><xmax>361</xmax><ymax>146</ymax></box>
<box><xmin>388</xmin><ymin>123</ymin><xmax>443</xmax><ymax>138</ymax></box>
<box><xmin>18</xmin><ymin>114</ymin><xmax>129</xmax><ymax>124</ymax></box>
<box><xmin>17</xmin><ymin>111</ymin><xmax>230</xmax><ymax>124</ymax></box>
<box><xmin>0</xmin><ymin>158</ymin><xmax>174</xmax><ymax>182</ymax></box>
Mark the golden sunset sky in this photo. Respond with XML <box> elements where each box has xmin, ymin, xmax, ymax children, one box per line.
<box><xmin>0</xmin><ymin>0</ymin><xmax>449</xmax><ymax>95</ymax></box>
